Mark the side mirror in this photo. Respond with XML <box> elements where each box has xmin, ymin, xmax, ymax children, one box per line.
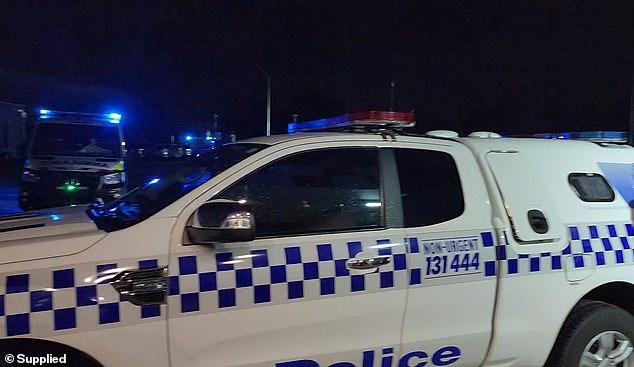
<box><xmin>186</xmin><ymin>200</ymin><xmax>256</xmax><ymax>244</ymax></box>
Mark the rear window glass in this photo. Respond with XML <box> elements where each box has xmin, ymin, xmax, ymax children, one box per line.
<box><xmin>568</xmin><ymin>173</ymin><xmax>615</xmax><ymax>202</ymax></box>
<box><xmin>395</xmin><ymin>148</ymin><xmax>464</xmax><ymax>227</ymax></box>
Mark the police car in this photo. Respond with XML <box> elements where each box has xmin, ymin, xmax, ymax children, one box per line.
<box><xmin>1</xmin><ymin>111</ymin><xmax>634</xmax><ymax>367</ymax></box>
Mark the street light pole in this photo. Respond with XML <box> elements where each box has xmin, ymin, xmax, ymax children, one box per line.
<box><xmin>259</xmin><ymin>66</ymin><xmax>271</xmax><ymax>136</ymax></box>
<box><xmin>627</xmin><ymin>72</ymin><xmax>634</xmax><ymax>145</ymax></box>
<box><xmin>389</xmin><ymin>78</ymin><xmax>395</xmax><ymax>112</ymax></box>
<box><xmin>266</xmin><ymin>75</ymin><xmax>271</xmax><ymax>136</ymax></box>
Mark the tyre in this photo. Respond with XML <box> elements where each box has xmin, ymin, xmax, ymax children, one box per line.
<box><xmin>18</xmin><ymin>195</ymin><xmax>34</xmax><ymax>212</ymax></box>
<box><xmin>545</xmin><ymin>300</ymin><xmax>634</xmax><ymax>367</ymax></box>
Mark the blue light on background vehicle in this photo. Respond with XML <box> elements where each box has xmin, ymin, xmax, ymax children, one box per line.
<box><xmin>108</xmin><ymin>112</ymin><xmax>122</xmax><ymax>124</ymax></box>
<box><xmin>36</xmin><ymin>109</ymin><xmax>124</xmax><ymax>123</ymax></box>
<box><xmin>206</xmin><ymin>136</ymin><xmax>213</xmax><ymax>140</ymax></box>
<box><xmin>148</xmin><ymin>178</ymin><xmax>160</xmax><ymax>185</ymax></box>
<box><xmin>186</xmin><ymin>135</ymin><xmax>193</xmax><ymax>141</ymax></box>
<box><xmin>50</xmin><ymin>214</ymin><xmax>63</xmax><ymax>221</ymax></box>
<box><xmin>39</xmin><ymin>109</ymin><xmax>51</xmax><ymax>119</ymax></box>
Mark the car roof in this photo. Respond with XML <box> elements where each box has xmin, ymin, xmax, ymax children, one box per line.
<box><xmin>235</xmin><ymin>131</ymin><xmax>634</xmax><ymax>158</ymax></box>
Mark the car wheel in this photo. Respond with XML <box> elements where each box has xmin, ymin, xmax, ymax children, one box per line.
<box><xmin>545</xmin><ymin>300</ymin><xmax>634</xmax><ymax>367</ymax></box>
<box><xmin>19</xmin><ymin>198</ymin><xmax>34</xmax><ymax>212</ymax></box>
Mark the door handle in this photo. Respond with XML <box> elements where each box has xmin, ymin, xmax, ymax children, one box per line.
<box><xmin>346</xmin><ymin>256</ymin><xmax>391</xmax><ymax>270</ymax></box>
<box><xmin>110</xmin><ymin>267</ymin><xmax>167</xmax><ymax>306</ymax></box>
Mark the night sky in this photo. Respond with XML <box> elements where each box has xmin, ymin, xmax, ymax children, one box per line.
<box><xmin>2</xmin><ymin>1</ymin><xmax>634</xmax><ymax>141</ymax></box>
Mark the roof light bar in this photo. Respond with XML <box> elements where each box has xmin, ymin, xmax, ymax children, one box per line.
<box><xmin>287</xmin><ymin>111</ymin><xmax>415</xmax><ymax>133</ymax></box>
<box><xmin>531</xmin><ymin>131</ymin><xmax>628</xmax><ymax>143</ymax></box>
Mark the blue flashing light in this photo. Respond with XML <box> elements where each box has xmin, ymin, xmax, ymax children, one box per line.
<box><xmin>288</xmin><ymin>117</ymin><xmax>343</xmax><ymax>134</ymax></box>
<box><xmin>532</xmin><ymin>131</ymin><xmax>627</xmax><ymax>143</ymax></box>
<box><xmin>148</xmin><ymin>178</ymin><xmax>160</xmax><ymax>185</ymax></box>
<box><xmin>206</xmin><ymin>136</ymin><xmax>213</xmax><ymax>140</ymax></box>
<box><xmin>36</xmin><ymin>109</ymin><xmax>124</xmax><ymax>124</ymax></box>
<box><xmin>578</xmin><ymin>131</ymin><xmax>626</xmax><ymax>139</ymax></box>
<box><xmin>50</xmin><ymin>214</ymin><xmax>63</xmax><ymax>221</ymax></box>
<box><xmin>108</xmin><ymin>113</ymin><xmax>121</xmax><ymax>124</ymax></box>
<box><xmin>186</xmin><ymin>135</ymin><xmax>193</xmax><ymax>141</ymax></box>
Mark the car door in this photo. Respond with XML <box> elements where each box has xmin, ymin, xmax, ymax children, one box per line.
<box><xmin>393</xmin><ymin>141</ymin><xmax>497</xmax><ymax>366</ymax></box>
<box><xmin>167</xmin><ymin>143</ymin><xmax>409</xmax><ymax>366</ymax></box>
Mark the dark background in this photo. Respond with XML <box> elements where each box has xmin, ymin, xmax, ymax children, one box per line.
<box><xmin>2</xmin><ymin>1</ymin><xmax>634</xmax><ymax>140</ymax></box>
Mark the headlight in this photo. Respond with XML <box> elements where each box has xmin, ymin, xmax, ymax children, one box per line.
<box><xmin>21</xmin><ymin>170</ymin><xmax>40</xmax><ymax>182</ymax></box>
<box><xmin>102</xmin><ymin>172</ymin><xmax>125</xmax><ymax>185</ymax></box>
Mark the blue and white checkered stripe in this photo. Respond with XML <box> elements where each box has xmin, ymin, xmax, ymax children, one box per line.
<box><xmin>0</xmin><ymin>258</ymin><xmax>166</xmax><ymax>338</ymax></box>
<box><xmin>168</xmin><ymin>239</ymin><xmax>409</xmax><ymax>315</ymax></box>
<box><xmin>3</xmin><ymin>222</ymin><xmax>632</xmax><ymax>337</ymax></box>
<box><xmin>483</xmin><ymin>223</ymin><xmax>634</xmax><ymax>276</ymax></box>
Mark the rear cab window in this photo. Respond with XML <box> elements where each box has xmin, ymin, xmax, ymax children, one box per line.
<box><xmin>394</xmin><ymin>148</ymin><xmax>465</xmax><ymax>227</ymax></box>
<box><xmin>568</xmin><ymin>173</ymin><xmax>615</xmax><ymax>202</ymax></box>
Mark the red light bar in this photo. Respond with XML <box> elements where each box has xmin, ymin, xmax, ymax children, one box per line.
<box><xmin>347</xmin><ymin>111</ymin><xmax>415</xmax><ymax>122</ymax></box>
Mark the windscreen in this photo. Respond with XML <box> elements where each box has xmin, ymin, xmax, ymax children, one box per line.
<box><xmin>32</xmin><ymin>122</ymin><xmax>121</xmax><ymax>158</ymax></box>
<box><xmin>87</xmin><ymin>143</ymin><xmax>268</xmax><ymax>231</ymax></box>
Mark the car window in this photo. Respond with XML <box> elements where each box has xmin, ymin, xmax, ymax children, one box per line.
<box><xmin>395</xmin><ymin>148</ymin><xmax>464</xmax><ymax>227</ymax></box>
<box><xmin>87</xmin><ymin>143</ymin><xmax>268</xmax><ymax>232</ymax></box>
<box><xmin>568</xmin><ymin>173</ymin><xmax>615</xmax><ymax>202</ymax></box>
<box><xmin>216</xmin><ymin>148</ymin><xmax>382</xmax><ymax>237</ymax></box>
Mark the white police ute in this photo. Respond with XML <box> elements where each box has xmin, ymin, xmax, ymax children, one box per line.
<box><xmin>1</xmin><ymin>111</ymin><xmax>634</xmax><ymax>367</ymax></box>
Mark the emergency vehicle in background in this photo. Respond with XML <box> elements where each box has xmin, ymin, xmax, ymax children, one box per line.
<box><xmin>0</xmin><ymin>101</ymin><xmax>28</xmax><ymax>161</ymax></box>
<box><xmin>1</xmin><ymin>110</ymin><xmax>634</xmax><ymax>367</ymax></box>
<box><xmin>19</xmin><ymin>109</ymin><xmax>126</xmax><ymax>211</ymax></box>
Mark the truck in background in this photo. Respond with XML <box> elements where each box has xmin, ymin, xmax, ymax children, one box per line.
<box><xmin>0</xmin><ymin>101</ymin><xmax>28</xmax><ymax>164</ymax></box>
<box><xmin>19</xmin><ymin>109</ymin><xmax>127</xmax><ymax>211</ymax></box>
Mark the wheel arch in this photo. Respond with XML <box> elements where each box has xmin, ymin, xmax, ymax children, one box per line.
<box><xmin>581</xmin><ymin>281</ymin><xmax>634</xmax><ymax>317</ymax></box>
<box><xmin>543</xmin><ymin>281</ymin><xmax>634</xmax><ymax>366</ymax></box>
<box><xmin>0</xmin><ymin>338</ymin><xmax>103</xmax><ymax>367</ymax></box>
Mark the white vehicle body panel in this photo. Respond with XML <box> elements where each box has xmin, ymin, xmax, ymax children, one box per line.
<box><xmin>394</xmin><ymin>139</ymin><xmax>497</xmax><ymax>366</ymax></box>
<box><xmin>0</xmin><ymin>216</ymin><xmax>172</xmax><ymax>367</ymax></box>
<box><xmin>462</xmin><ymin>138</ymin><xmax>634</xmax><ymax>366</ymax></box>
